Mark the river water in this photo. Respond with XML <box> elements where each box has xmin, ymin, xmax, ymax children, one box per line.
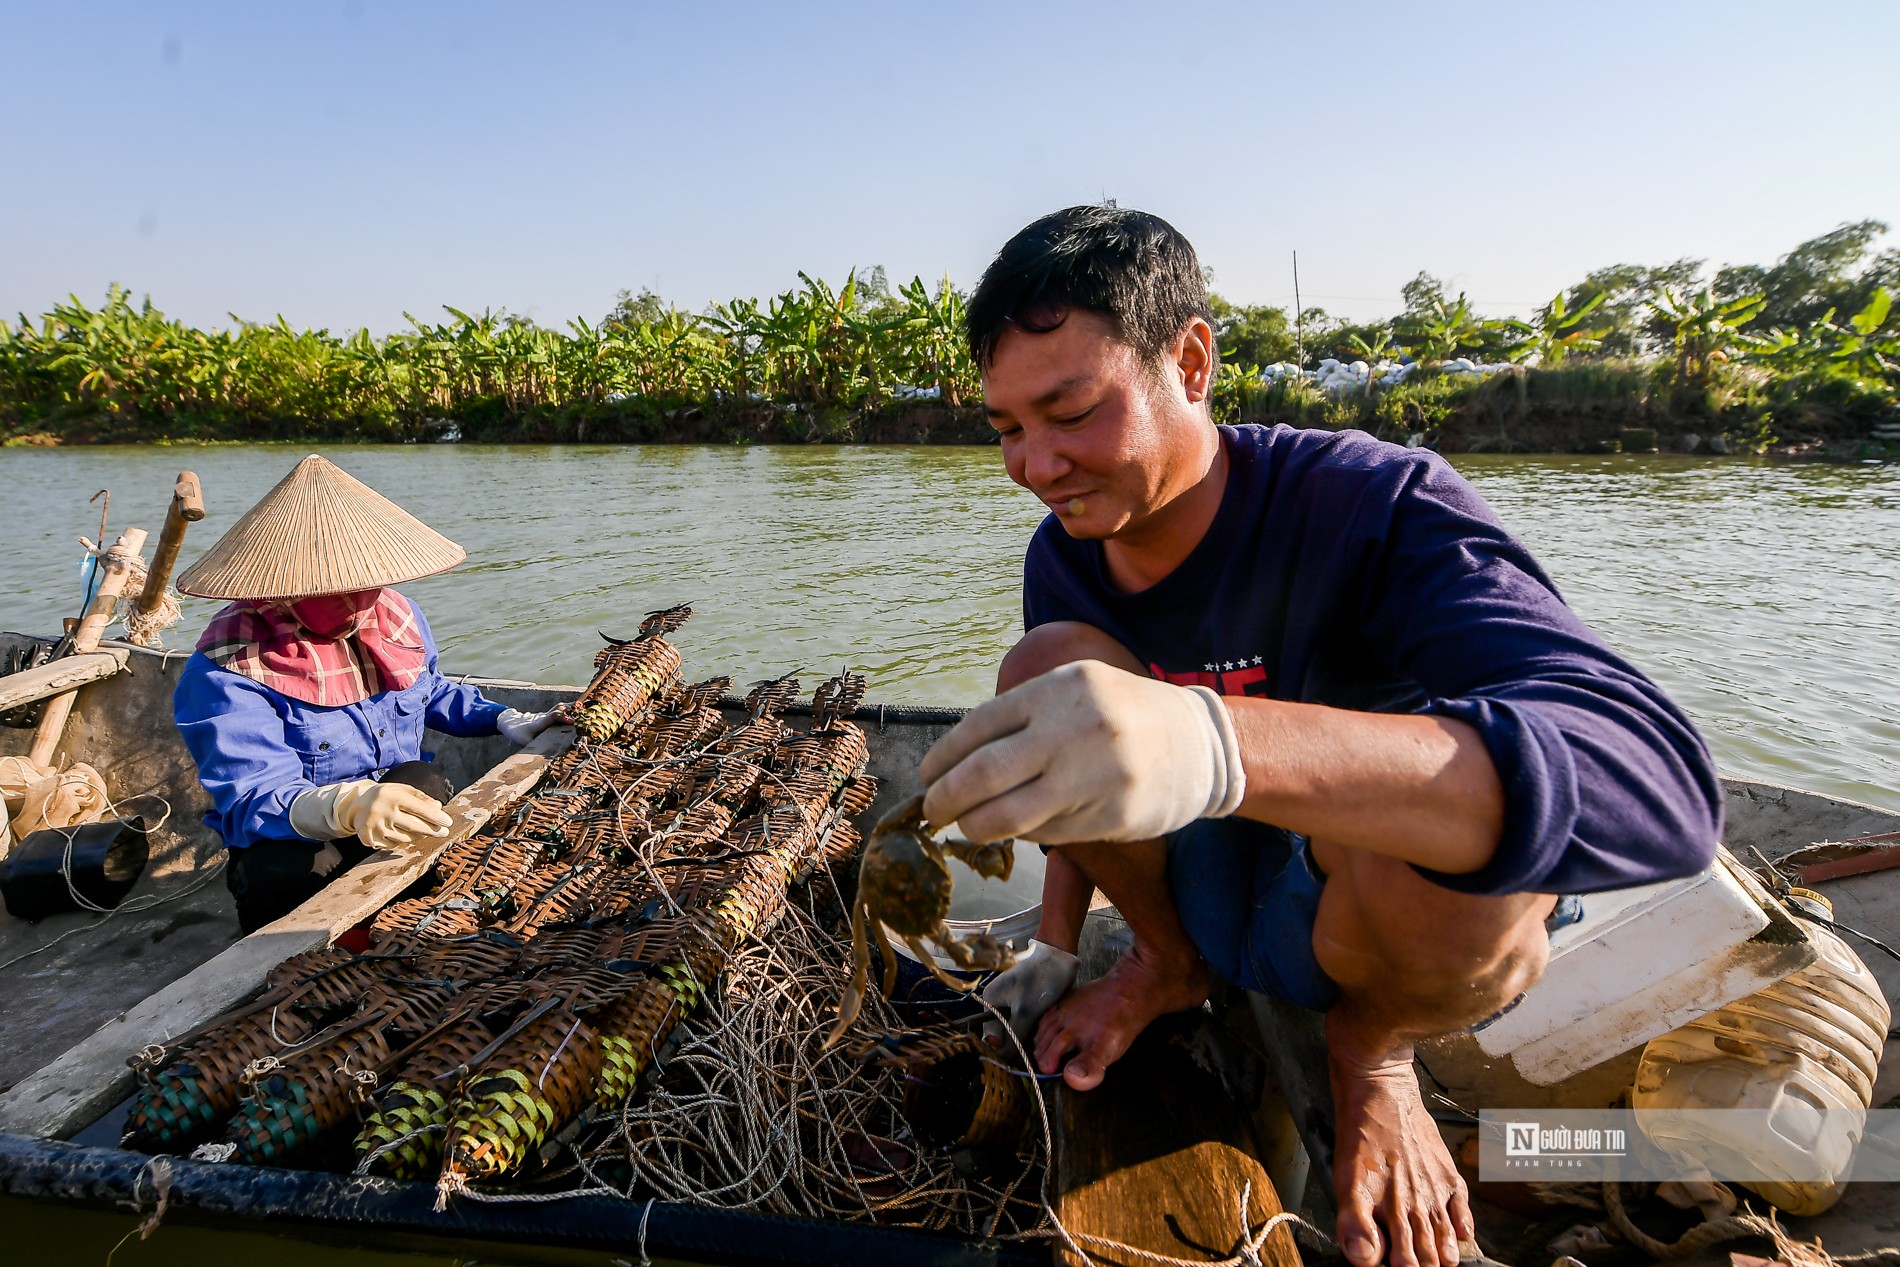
<box><xmin>8</xmin><ymin>441</ymin><xmax>1897</xmax><ymax>811</ymax></box>
<box><xmin>2</xmin><ymin>440</ymin><xmax>1898</xmax><ymax>1263</ymax></box>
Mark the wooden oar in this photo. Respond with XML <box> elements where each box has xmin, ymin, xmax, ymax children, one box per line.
<box><xmin>130</xmin><ymin>470</ymin><xmax>204</xmax><ymax>636</ymax></box>
<box><xmin>26</xmin><ymin>527</ymin><xmax>148</xmax><ymax>768</ymax></box>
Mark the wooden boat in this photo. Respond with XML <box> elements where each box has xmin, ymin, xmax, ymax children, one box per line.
<box><xmin>0</xmin><ymin>631</ymin><xmax>1895</xmax><ymax>1266</ymax></box>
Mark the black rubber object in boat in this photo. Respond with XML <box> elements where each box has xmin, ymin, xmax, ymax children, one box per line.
<box><xmin>0</xmin><ymin>816</ymin><xmax>149</xmax><ymax>921</ymax></box>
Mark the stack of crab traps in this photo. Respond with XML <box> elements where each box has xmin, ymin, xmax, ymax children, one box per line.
<box><xmin>121</xmin><ymin>604</ymin><xmax>883</xmax><ymax>1198</ymax></box>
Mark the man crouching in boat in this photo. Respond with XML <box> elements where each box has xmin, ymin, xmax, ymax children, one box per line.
<box><xmin>919</xmin><ymin>207</ymin><xmax>1723</xmax><ymax>1267</ymax></box>
<box><xmin>171</xmin><ymin>455</ymin><xmax>563</xmax><ymax>934</ymax></box>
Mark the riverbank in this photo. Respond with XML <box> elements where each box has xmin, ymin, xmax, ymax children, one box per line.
<box><xmin>9</xmin><ymin>363</ymin><xmax>1895</xmax><ymax>459</ymax></box>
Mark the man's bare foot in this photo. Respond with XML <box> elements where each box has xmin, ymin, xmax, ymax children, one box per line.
<box><xmin>1327</xmin><ymin>1019</ymin><xmax>1473</xmax><ymax>1267</ymax></box>
<box><xmin>1031</xmin><ymin>937</ymin><xmax>1208</xmax><ymax>1090</ymax></box>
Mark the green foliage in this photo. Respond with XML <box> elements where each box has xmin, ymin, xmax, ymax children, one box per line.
<box><xmin>1400</xmin><ymin>272</ymin><xmax>1448</xmax><ymax>314</ymax></box>
<box><xmin>1648</xmin><ymin>287</ymin><xmax>1769</xmax><ymax>385</ymax></box>
<box><xmin>1715</xmin><ymin>219</ymin><xmax>1890</xmax><ymax>331</ymax></box>
<box><xmin>6</xmin><ymin>220</ymin><xmax>1897</xmax><ymax>447</ymax></box>
<box><xmin>1211</xmin><ymin>364</ymin><xmax>1331</xmax><ymax>429</ymax></box>
<box><xmin>1828</xmin><ymin>287</ymin><xmax>1899</xmax><ymax>381</ymax></box>
<box><xmin>1205</xmin><ymin>351</ymin><xmax>1888</xmax><ymax>455</ymax></box>
<box><xmin>1740</xmin><ymin>287</ymin><xmax>1900</xmax><ymax>380</ymax></box>
<box><xmin>1525</xmin><ymin>290</ymin><xmax>1610</xmax><ymax>367</ymax></box>
<box><xmin>0</xmin><ymin>274</ymin><xmax>983</xmax><ymax>441</ymax></box>
<box><xmin>1394</xmin><ymin>293</ymin><xmax>1530</xmax><ymax>367</ymax></box>
<box><xmin>1548</xmin><ymin>260</ymin><xmax>1703</xmax><ymax>357</ymax></box>
<box><xmin>604</xmin><ymin>287</ymin><xmax>667</xmax><ymax>329</ymax></box>
<box><xmin>1344</xmin><ymin>327</ymin><xmax>1393</xmax><ymax>360</ymax></box>
<box><xmin>1299</xmin><ymin>313</ymin><xmax>1396</xmax><ymax>370</ymax></box>
<box><xmin>1207</xmin><ymin>294</ymin><xmax>1297</xmax><ymax>368</ymax></box>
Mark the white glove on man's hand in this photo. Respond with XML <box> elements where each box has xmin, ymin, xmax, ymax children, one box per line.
<box><xmin>981</xmin><ymin>939</ymin><xmax>1080</xmax><ymax>1045</ymax></box>
<box><xmin>496</xmin><ymin>707</ymin><xmax>565</xmax><ymax>745</ymax></box>
<box><xmin>919</xmin><ymin>660</ymin><xmax>1246</xmax><ymax>845</ymax></box>
<box><xmin>289</xmin><ymin>780</ymin><xmax>452</xmax><ymax>850</ymax></box>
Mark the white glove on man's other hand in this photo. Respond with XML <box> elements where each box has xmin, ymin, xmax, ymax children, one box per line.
<box><xmin>496</xmin><ymin>708</ymin><xmax>564</xmax><ymax>745</ymax></box>
<box><xmin>289</xmin><ymin>780</ymin><xmax>452</xmax><ymax>850</ymax></box>
<box><xmin>982</xmin><ymin>939</ymin><xmax>1080</xmax><ymax>1045</ymax></box>
<box><xmin>918</xmin><ymin>660</ymin><xmax>1246</xmax><ymax>845</ymax></box>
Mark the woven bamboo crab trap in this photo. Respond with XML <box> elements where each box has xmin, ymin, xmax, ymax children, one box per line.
<box><xmin>123</xmin><ymin>605</ymin><xmax>1051</xmax><ymax>1234</ymax></box>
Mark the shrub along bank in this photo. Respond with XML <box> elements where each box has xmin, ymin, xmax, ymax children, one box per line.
<box><xmin>1214</xmin><ymin>360</ymin><xmax>1898</xmax><ymax>456</ymax></box>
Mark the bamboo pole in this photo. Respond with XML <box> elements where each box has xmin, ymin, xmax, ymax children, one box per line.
<box><xmin>1293</xmin><ymin>250</ymin><xmax>1304</xmax><ymax>369</ymax></box>
<box><xmin>131</xmin><ymin>471</ymin><xmax>204</xmax><ymax>628</ymax></box>
<box><xmin>27</xmin><ymin>527</ymin><xmax>148</xmax><ymax>768</ymax></box>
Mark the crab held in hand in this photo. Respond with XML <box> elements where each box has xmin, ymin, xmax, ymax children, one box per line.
<box><xmin>825</xmin><ymin>795</ymin><xmax>1019</xmax><ymax>1046</ymax></box>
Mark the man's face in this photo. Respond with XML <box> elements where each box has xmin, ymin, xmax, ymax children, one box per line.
<box><xmin>983</xmin><ymin>310</ymin><xmax>1205</xmax><ymax>540</ymax></box>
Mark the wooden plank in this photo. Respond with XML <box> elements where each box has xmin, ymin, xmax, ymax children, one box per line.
<box><xmin>1052</xmin><ymin>912</ymin><xmax>1301</xmax><ymax>1267</ymax></box>
<box><xmin>1053</xmin><ymin>1010</ymin><xmax>1302</xmax><ymax>1267</ymax></box>
<box><xmin>0</xmin><ymin>726</ymin><xmax>569</xmax><ymax>1140</ymax></box>
<box><xmin>0</xmin><ymin>650</ymin><xmax>127</xmax><ymax>714</ymax></box>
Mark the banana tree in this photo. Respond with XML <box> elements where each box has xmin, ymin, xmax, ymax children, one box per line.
<box><xmin>1210</xmin><ymin>359</ymin><xmax>1265</xmax><ymax>422</ymax></box>
<box><xmin>704</xmin><ymin>297</ymin><xmax>766</xmax><ymax>402</ymax></box>
<box><xmin>1647</xmin><ymin>287</ymin><xmax>1768</xmax><ymax>385</ymax></box>
<box><xmin>1342</xmin><ymin>328</ymin><xmax>1396</xmax><ymax>394</ymax></box>
<box><xmin>1397</xmin><ymin>294</ymin><xmax>1529</xmax><ymax>368</ymax></box>
<box><xmin>1526</xmin><ymin>290</ymin><xmax>1610</xmax><ymax>367</ymax></box>
<box><xmin>891</xmin><ymin>275</ymin><xmax>975</xmax><ymax>405</ymax></box>
<box><xmin>1830</xmin><ymin>287</ymin><xmax>1898</xmax><ymax>381</ymax></box>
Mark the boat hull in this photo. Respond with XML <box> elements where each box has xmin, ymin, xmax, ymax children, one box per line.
<box><xmin>0</xmin><ymin>1131</ymin><xmax>1042</xmax><ymax>1267</ymax></box>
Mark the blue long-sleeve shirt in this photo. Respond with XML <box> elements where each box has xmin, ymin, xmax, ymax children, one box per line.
<box><xmin>1023</xmin><ymin>424</ymin><xmax>1724</xmax><ymax>897</ymax></box>
<box><xmin>174</xmin><ymin>605</ymin><xmax>506</xmax><ymax>849</ymax></box>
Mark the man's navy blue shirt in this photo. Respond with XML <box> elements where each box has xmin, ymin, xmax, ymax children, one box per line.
<box><xmin>1022</xmin><ymin>424</ymin><xmax>1723</xmax><ymax>896</ymax></box>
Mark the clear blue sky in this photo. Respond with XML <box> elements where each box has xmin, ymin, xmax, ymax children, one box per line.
<box><xmin>3</xmin><ymin>1</ymin><xmax>1895</xmax><ymax>332</ymax></box>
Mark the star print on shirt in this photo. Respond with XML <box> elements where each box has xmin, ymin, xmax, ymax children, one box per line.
<box><xmin>1153</xmin><ymin>655</ymin><xmax>1273</xmax><ymax>698</ymax></box>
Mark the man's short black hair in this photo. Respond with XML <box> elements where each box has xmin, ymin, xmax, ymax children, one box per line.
<box><xmin>965</xmin><ymin>205</ymin><xmax>1213</xmax><ymax>370</ymax></box>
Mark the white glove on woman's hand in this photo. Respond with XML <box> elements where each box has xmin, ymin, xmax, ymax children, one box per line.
<box><xmin>981</xmin><ymin>939</ymin><xmax>1080</xmax><ymax>1045</ymax></box>
<box><xmin>289</xmin><ymin>780</ymin><xmax>451</xmax><ymax>850</ymax></box>
<box><xmin>919</xmin><ymin>660</ymin><xmax>1246</xmax><ymax>845</ymax></box>
<box><xmin>496</xmin><ymin>707</ymin><xmax>564</xmax><ymax>745</ymax></box>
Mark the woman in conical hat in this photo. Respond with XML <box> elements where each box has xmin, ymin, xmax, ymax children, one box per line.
<box><xmin>172</xmin><ymin>455</ymin><xmax>563</xmax><ymax>933</ymax></box>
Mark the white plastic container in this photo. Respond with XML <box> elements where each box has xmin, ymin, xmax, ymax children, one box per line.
<box><xmin>1631</xmin><ymin>893</ymin><xmax>1890</xmax><ymax>1216</ymax></box>
<box><xmin>1475</xmin><ymin>851</ymin><xmax>1817</xmax><ymax>1084</ymax></box>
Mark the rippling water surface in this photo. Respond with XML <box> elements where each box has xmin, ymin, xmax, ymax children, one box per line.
<box><xmin>6</xmin><ymin>441</ymin><xmax>1897</xmax><ymax>811</ymax></box>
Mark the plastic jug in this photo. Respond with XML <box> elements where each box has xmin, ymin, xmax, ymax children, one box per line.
<box><xmin>1631</xmin><ymin>891</ymin><xmax>1890</xmax><ymax>1216</ymax></box>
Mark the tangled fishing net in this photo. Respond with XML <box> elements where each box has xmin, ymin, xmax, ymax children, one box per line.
<box><xmin>583</xmin><ymin>886</ymin><xmax>1049</xmax><ymax>1235</ymax></box>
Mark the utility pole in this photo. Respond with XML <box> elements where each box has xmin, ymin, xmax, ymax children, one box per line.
<box><xmin>1293</xmin><ymin>250</ymin><xmax>1304</xmax><ymax>368</ymax></box>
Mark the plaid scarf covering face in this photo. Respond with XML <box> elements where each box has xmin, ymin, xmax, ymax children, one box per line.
<box><xmin>195</xmin><ymin>589</ymin><xmax>429</xmax><ymax>707</ymax></box>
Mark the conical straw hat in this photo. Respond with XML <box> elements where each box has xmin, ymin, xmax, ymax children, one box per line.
<box><xmin>176</xmin><ymin>455</ymin><xmax>466</xmax><ymax>600</ymax></box>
